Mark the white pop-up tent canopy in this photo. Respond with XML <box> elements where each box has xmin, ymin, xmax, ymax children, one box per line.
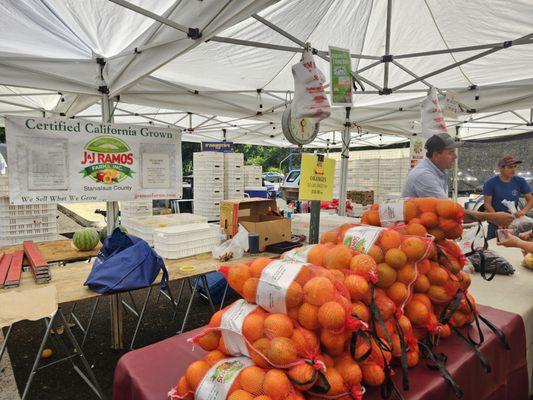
<box><xmin>1</xmin><ymin>0</ymin><xmax>533</xmax><ymax>148</ymax></box>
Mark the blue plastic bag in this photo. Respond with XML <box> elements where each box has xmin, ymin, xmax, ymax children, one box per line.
<box><xmin>84</xmin><ymin>227</ymin><xmax>168</xmax><ymax>294</ymax></box>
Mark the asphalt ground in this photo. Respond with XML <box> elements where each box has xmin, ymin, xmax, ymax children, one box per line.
<box><xmin>3</xmin><ymin>276</ymin><xmax>237</xmax><ymax>400</ymax></box>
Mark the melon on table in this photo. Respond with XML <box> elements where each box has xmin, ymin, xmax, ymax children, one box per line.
<box><xmin>73</xmin><ymin>228</ymin><xmax>100</xmax><ymax>251</ymax></box>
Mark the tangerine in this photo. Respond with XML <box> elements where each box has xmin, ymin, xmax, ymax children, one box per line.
<box><xmin>384</xmin><ymin>248</ymin><xmax>407</xmax><ymax>269</ymax></box>
<box><xmin>250</xmin><ymin>258</ymin><xmax>273</xmax><ymax>278</ymax></box>
<box><xmin>427</xmin><ymin>285</ymin><xmax>452</xmax><ymax>304</ymax></box>
<box><xmin>411</xmin><ymin>293</ymin><xmax>432</xmax><ymax>309</ymax></box>
<box><xmin>376</xmin><ymin>263</ymin><xmax>397</xmax><ymax>288</ymax></box>
<box><xmin>285</xmin><ymin>281</ymin><xmax>303</xmax><ymax>308</ymax></box>
<box><xmin>417</xmin><ymin>258</ymin><xmax>431</xmax><ymax>274</ymax></box>
<box><xmin>320</xmin><ymin>230</ymin><xmax>339</xmax><ymax>244</ymax></box>
<box><xmin>322</xmin><ymin>368</ymin><xmax>346</xmax><ymax>396</ymax></box>
<box><xmin>249</xmin><ymin>338</ymin><xmax>271</xmax><ymax>368</ymax></box>
<box><xmin>176</xmin><ymin>376</ymin><xmax>193</xmax><ymax>400</ymax></box>
<box><xmin>242</xmin><ymin>313</ymin><xmax>265</xmax><ymax>343</ymax></box>
<box><xmin>367</xmin><ymin>244</ymin><xmax>384</xmax><ymax>263</ymax></box>
<box><xmin>264</xmin><ymin>314</ymin><xmax>293</xmax><ymax>338</ymax></box>
<box><xmin>324</xmin><ymin>245</ymin><xmax>353</xmax><ymax>270</ymax></box>
<box><xmin>185</xmin><ymin>360</ymin><xmax>211</xmax><ymax>390</ymax></box>
<box><xmin>267</xmin><ymin>337</ymin><xmax>297</xmax><ymax>365</ymax></box>
<box><xmin>209</xmin><ymin>310</ymin><xmax>223</xmax><ymax>327</ymax></box>
<box><xmin>228</xmin><ymin>264</ymin><xmax>251</xmax><ymax>292</ymax></box>
<box><xmin>405</xmin><ymin>301</ymin><xmax>429</xmax><ymax>326</ymax></box>
<box><xmin>419</xmin><ymin>212</ymin><xmax>438</xmax><ymax>228</ymax></box>
<box><xmin>406</xmin><ymin>222</ymin><xmax>427</xmax><ymax>237</ymax></box>
<box><xmin>438</xmin><ymin>218</ymin><xmax>459</xmax><ymax>234</ymax></box>
<box><xmin>427</xmin><ymin>227</ymin><xmax>446</xmax><ymax>242</ymax></box>
<box><xmin>386</xmin><ymin>282</ymin><xmax>409</xmax><ymax>305</ymax></box>
<box><xmin>361</xmin><ymin>362</ymin><xmax>385</xmax><ymax>386</ymax></box>
<box><xmin>367</xmin><ymin>210</ymin><xmax>382</xmax><ymax>226</ymax></box>
<box><xmin>318</xmin><ymin>302</ymin><xmax>346</xmax><ymax>330</ymax></box>
<box><xmin>303</xmin><ymin>277</ymin><xmax>335</xmax><ymax>306</ymax></box>
<box><xmin>297</xmin><ymin>302</ymin><xmax>320</xmax><ymax>330</ymax></box>
<box><xmin>263</xmin><ymin>370</ymin><xmax>293</xmax><ymax>400</ymax></box>
<box><xmin>344</xmin><ymin>274</ymin><xmax>370</xmax><ymax>301</ymax></box>
<box><xmin>413</xmin><ymin>274</ymin><xmax>430</xmax><ymax>293</ymax></box>
<box><xmin>373</xmin><ymin>292</ymin><xmax>396</xmax><ymax>320</ymax></box>
<box><xmin>401</xmin><ymin>236</ymin><xmax>428</xmax><ymax>261</ymax></box>
<box><xmin>242</xmin><ymin>278</ymin><xmax>259</xmax><ymax>303</ymax></box>
<box><xmin>204</xmin><ymin>350</ymin><xmax>226</xmax><ymax>366</ymax></box>
<box><xmin>350</xmin><ymin>254</ymin><xmax>377</xmax><ymax>277</ymax></box>
<box><xmin>403</xmin><ymin>201</ymin><xmax>418</xmax><ymax>222</ymax></box>
<box><xmin>397</xmin><ymin>263</ymin><xmax>416</xmax><ymax>284</ymax></box>
<box><xmin>287</xmin><ymin>363</ymin><xmax>316</xmax><ymax>391</ymax></box>
<box><xmin>291</xmin><ymin>328</ymin><xmax>319</xmax><ymax>358</ymax></box>
<box><xmin>378</xmin><ymin>230</ymin><xmax>402</xmax><ymax>250</ymax></box>
<box><xmin>239</xmin><ymin>366</ymin><xmax>266</xmax><ymax>395</ymax></box>
<box><xmin>228</xmin><ymin>390</ymin><xmax>254</xmax><ymax>400</ymax></box>
<box><xmin>427</xmin><ymin>265</ymin><xmax>448</xmax><ymax>286</ymax></box>
<box><xmin>295</xmin><ymin>266</ymin><xmax>315</xmax><ymax>287</ymax></box>
<box><xmin>307</xmin><ymin>244</ymin><xmax>331</xmax><ymax>266</ymax></box>
<box><xmin>351</xmin><ymin>301</ymin><xmax>370</xmax><ymax>322</ymax></box>
<box><xmin>436</xmin><ymin>199</ymin><xmax>456</xmax><ymax>218</ymax></box>
<box><xmin>198</xmin><ymin>330</ymin><xmax>221</xmax><ymax>351</ymax></box>
<box><xmin>416</xmin><ymin>198</ymin><xmax>437</xmax><ymax>214</ymax></box>
<box><xmin>336</xmin><ymin>357</ymin><xmax>362</xmax><ymax>386</ymax></box>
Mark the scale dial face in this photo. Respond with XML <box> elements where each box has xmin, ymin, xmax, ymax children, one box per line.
<box><xmin>282</xmin><ymin>107</ymin><xmax>319</xmax><ymax>145</ymax></box>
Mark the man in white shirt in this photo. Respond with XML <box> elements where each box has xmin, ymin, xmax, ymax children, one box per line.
<box><xmin>402</xmin><ymin>132</ymin><xmax>514</xmax><ymax>227</ymax></box>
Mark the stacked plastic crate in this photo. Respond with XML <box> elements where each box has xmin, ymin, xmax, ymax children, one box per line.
<box><xmin>243</xmin><ymin>165</ymin><xmax>262</xmax><ymax>188</ymax></box>
<box><xmin>193</xmin><ymin>152</ymin><xmax>224</xmax><ymax>221</ymax></box>
<box><xmin>224</xmin><ymin>153</ymin><xmax>244</xmax><ymax>200</ymax></box>
<box><xmin>0</xmin><ymin>175</ymin><xmax>58</xmax><ymax>246</ymax></box>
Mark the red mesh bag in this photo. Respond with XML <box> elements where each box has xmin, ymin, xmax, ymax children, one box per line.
<box><xmin>168</xmin><ymin>354</ymin><xmax>304</xmax><ymax>400</ymax></box>
<box><xmin>193</xmin><ymin>299</ymin><xmax>324</xmax><ymax>372</ymax></box>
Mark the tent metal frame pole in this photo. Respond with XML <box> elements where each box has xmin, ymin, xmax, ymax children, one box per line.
<box><xmin>338</xmin><ymin>107</ymin><xmax>351</xmax><ymax>217</ymax></box>
<box><xmin>452</xmin><ymin>126</ymin><xmax>460</xmax><ymax>202</ymax></box>
<box><xmin>509</xmin><ymin>110</ymin><xmax>529</xmax><ymax>124</ymax></box>
<box><xmin>102</xmin><ymin>91</ymin><xmax>124</xmax><ymax>350</ymax></box>
<box><xmin>250</xmin><ymin>14</ymin><xmax>383</xmax><ymax>91</ymax></box>
<box><xmin>391</xmin><ymin>32</ymin><xmax>533</xmax><ymax>92</ymax></box>
<box><xmin>395</xmin><ymin>38</ymin><xmax>533</xmax><ymax>59</ymax></box>
<box><xmin>355</xmin><ymin>60</ymin><xmax>382</xmax><ymax>75</ymax></box>
<box><xmin>383</xmin><ymin>0</ymin><xmax>392</xmax><ymax>90</ymax></box>
<box><xmin>0</xmin><ymin>92</ymin><xmax>59</xmax><ymax>97</ymax></box>
<box><xmin>107</xmin><ymin>0</ymin><xmax>190</xmax><ymax>35</ymax></box>
<box><xmin>530</xmin><ymin>108</ymin><xmax>533</xmax><ymax>124</ymax></box>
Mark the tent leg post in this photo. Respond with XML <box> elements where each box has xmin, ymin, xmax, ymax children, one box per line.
<box><xmin>338</xmin><ymin>107</ymin><xmax>351</xmax><ymax>216</ymax></box>
<box><xmin>452</xmin><ymin>126</ymin><xmax>460</xmax><ymax>202</ymax></box>
<box><xmin>309</xmin><ymin>201</ymin><xmax>321</xmax><ymax>244</ymax></box>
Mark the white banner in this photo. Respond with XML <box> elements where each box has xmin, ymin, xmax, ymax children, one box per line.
<box><xmin>5</xmin><ymin>116</ymin><xmax>182</xmax><ymax>204</ymax></box>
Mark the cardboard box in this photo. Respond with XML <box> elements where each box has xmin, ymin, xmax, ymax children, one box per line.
<box><xmin>220</xmin><ymin>198</ymin><xmax>291</xmax><ymax>251</ymax></box>
<box><xmin>347</xmin><ymin>190</ymin><xmax>374</xmax><ymax>206</ymax></box>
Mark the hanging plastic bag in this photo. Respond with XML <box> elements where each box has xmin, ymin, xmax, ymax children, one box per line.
<box><xmin>212</xmin><ymin>225</ymin><xmax>249</xmax><ymax>261</ymax></box>
<box><xmin>291</xmin><ymin>48</ymin><xmax>330</xmax><ymax>120</ymax></box>
<box><xmin>502</xmin><ymin>199</ymin><xmax>533</xmax><ymax>234</ymax></box>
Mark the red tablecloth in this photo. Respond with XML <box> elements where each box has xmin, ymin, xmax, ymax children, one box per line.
<box><xmin>113</xmin><ymin>305</ymin><xmax>528</xmax><ymax>400</ymax></box>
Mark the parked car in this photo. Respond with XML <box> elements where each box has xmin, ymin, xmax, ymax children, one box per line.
<box><xmin>262</xmin><ymin>171</ymin><xmax>284</xmax><ymax>183</ymax></box>
<box><xmin>281</xmin><ymin>169</ymin><xmax>300</xmax><ymax>201</ymax></box>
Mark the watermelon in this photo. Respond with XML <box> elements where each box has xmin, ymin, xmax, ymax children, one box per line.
<box><xmin>99</xmin><ymin>225</ymin><xmax>128</xmax><ymax>243</ymax></box>
<box><xmin>72</xmin><ymin>228</ymin><xmax>100</xmax><ymax>251</ymax></box>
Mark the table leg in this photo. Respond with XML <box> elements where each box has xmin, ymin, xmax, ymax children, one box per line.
<box><xmin>130</xmin><ymin>286</ymin><xmax>153</xmax><ymax>350</ymax></box>
<box><xmin>201</xmin><ymin>274</ymin><xmax>216</xmax><ymax>313</ymax></box>
<box><xmin>110</xmin><ymin>293</ymin><xmax>123</xmax><ymax>349</ymax></box>
<box><xmin>82</xmin><ymin>296</ymin><xmax>101</xmax><ymax>348</ymax></box>
<box><xmin>219</xmin><ymin>282</ymin><xmax>229</xmax><ymax>311</ymax></box>
<box><xmin>172</xmin><ymin>279</ymin><xmax>186</xmax><ymax>321</ymax></box>
<box><xmin>0</xmin><ymin>324</ymin><xmax>13</xmax><ymax>363</ymax></box>
<box><xmin>178</xmin><ymin>278</ymin><xmax>199</xmax><ymax>334</ymax></box>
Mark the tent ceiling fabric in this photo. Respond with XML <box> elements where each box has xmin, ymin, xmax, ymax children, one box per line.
<box><xmin>0</xmin><ymin>0</ymin><xmax>533</xmax><ymax>146</ymax></box>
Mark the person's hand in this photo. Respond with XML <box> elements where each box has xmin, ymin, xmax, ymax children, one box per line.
<box><xmin>488</xmin><ymin>211</ymin><xmax>515</xmax><ymax>227</ymax></box>
<box><xmin>518</xmin><ymin>230</ymin><xmax>532</xmax><ymax>241</ymax></box>
<box><xmin>497</xmin><ymin>231</ymin><xmax>521</xmax><ymax>248</ymax></box>
<box><xmin>515</xmin><ymin>210</ymin><xmax>525</xmax><ymax>218</ymax></box>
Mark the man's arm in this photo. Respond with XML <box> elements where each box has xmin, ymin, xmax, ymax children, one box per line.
<box><xmin>464</xmin><ymin>209</ymin><xmax>515</xmax><ymax>227</ymax></box>
<box><xmin>483</xmin><ymin>195</ymin><xmax>496</xmax><ymax>213</ymax></box>
<box><xmin>516</xmin><ymin>192</ymin><xmax>533</xmax><ymax>217</ymax></box>
<box><xmin>498</xmin><ymin>231</ymin><xmax>533</xmax><ymax>253</ymax></box>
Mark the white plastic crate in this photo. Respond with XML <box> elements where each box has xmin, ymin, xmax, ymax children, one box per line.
<box><xmin>123</xmin><ymin>213</ymin><xmax>207</xmax><ymax>245</ymax></box>
<box><xmin>0</xmin><ymin>175</ymin><xmax>8</xmax><ymax>196</ymax></box>
<box><xmin>291</xmin><ymin>213</ymin><xmax>356</xmax><ymax>242</ymax></box>
<box><xmin>194</xmin><ymin>152</ymin><xmax>224</xmax><ymax>161</ymax></box>
<box><xmin>154</xmin><ymin>223</ymin><xmax>221</xmax><ymax>259</ymax></box>
<box><xmin>0</xmin><ymin>231</ymin><xmax>58</xmax><ymax>246</ymax></box>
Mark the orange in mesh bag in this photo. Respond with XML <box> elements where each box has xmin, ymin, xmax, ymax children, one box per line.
<box><xmin>219</xmin><ymin>260</ymin><xmax>355</xmax><ymax>333</ymax></box>
<box><xmin>193</xmin><ymin>299</ymin><xmax>324</xmax><ymax>373</ymax></box>
<box><xmin>360</xmin><ymin>198</ymin><xmax>464</xmax><ymax>241</ymax></box>
<box><xmin>169</xmin><ymin>354</ymin><xmax>304</xmax><ymax>400</ymax></box>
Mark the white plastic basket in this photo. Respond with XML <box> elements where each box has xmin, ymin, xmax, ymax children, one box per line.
<box><xmin>291</xmin><ymin>213</ymin><xmax>356</xmax><ymax>242</ymax></box>
<box><xmin>0</xmin><ymin>232</ymin><xmax>58</xmax><ymax>246</ymax></box>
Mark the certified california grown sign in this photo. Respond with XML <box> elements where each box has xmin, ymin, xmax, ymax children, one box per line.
<box><xmin>81</xmin><ymin>136</ymin><xmax>135</xmax><ymax>184</ymax></box>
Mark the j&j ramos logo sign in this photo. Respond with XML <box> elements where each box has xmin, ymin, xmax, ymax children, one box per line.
<box><xmin>80</xmin><ymin>136</ymin><xmax>134</xmax><ymax>184</ymax></box>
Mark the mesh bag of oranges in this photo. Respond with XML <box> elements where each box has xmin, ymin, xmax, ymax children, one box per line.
<box><xmin>193</xmin><ymin>299</ymin><xmax>324</xmax><ymax>374</ymax></box>
<box><xmin>219</xmin><ymin>259</ymin><xmax>357</xmax><ymax>333</ymax></box>
<box><xmin>168</xmin><ymin>354</ymin><xmax>304</xmax><ymax>400</ymax></box>
<box><xmin>360</xmin><ymin>197</ymin><xmax>464</xmax><ymax>241</ymax></box>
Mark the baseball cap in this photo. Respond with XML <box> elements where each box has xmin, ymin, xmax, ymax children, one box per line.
<box><xmin>424</xmin><ymin>133</ymin><xmax>464</xmax><ymax>152</ymax></box>
<box><xmin>497</xmin><ymin>155</ymin><xmax>522</xmax><ymax>168</ymax></box>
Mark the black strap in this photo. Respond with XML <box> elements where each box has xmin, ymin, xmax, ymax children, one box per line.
<box><xmin>393</xmin><ymin>316</ymin><xmax>410</xmax><ymax>391</ymax></box>
<box><xmin>452</xmin><ymin>326</ymin><xmax>491</xmax><ymax>373</ymax></box>
<box><xmin>439</xmin><ymin>290</ymin><xmax>463</xmax><ymax>325</ymax></box>
<box><xmin>306</xmin><ymin>370</ymin><xmax>331</xmax><ymax>395</ymax></box>
<box><xmin>463</xmin><ymin>292</ymin><xmax>485</xmax><ymax>346</ymax></box>
<box><xmin>369</xmin><ymin>284</ymin><xmax>393</xmax><ymax>347</ymax></box>
<box><xmin>380</xmin><ymin>347</ymin><xmax>405</xmax><ymax>400</ymax></box>
<box><xmin>418</xmin><ymin>341</ymin><xmax>464</xmax><ymax>398</ymax></box>
<box><xmin>478</xmin><ymin>314</ymin><xmax>511</xmax><ymax>350</ymax></box>
<box><xmin>477</xmin><ymin>249</ymin><xmax>496</xmax><ymax>281</ymax></box>
<box><xmin>350</xmin><ymin>329</ymin><xmax>373</xmax><ymax>362</ymax></box>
